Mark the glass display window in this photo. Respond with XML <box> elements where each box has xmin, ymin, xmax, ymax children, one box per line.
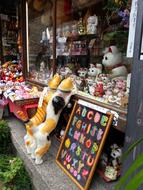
<box><xmin>26</xmin><ymin>0</ymin><xmax>54</xmax><ymax>84</ymax></box>
<box><xmin>25</xmin><ymin>0</ymin><xmax>131</xmax><ymax>110</ymax></box>
<box><xmin>55</xmin><ymin>0</ymin><xmax>131</xmax><ymax>110</ymax></box>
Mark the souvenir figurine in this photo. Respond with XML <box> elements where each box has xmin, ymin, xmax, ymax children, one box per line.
<box><xmin>126</xmin><ymin>73</ymin><xmax>131</xmax><ymax>95</ymax></box>
<box><xmin>87</xmin><ymin>15</ymin><xmax>98</xmax><ymax>34</ymax></box>
<box><xmin>102</xmin><ymin>46</ymin><xmax>128</xmax><ymax>79</ymax></box>
<box><xmin>76</xmin><ymin>68</ymin><xmax>88</xmax><ymax>91</ymax></box>
<box><xmin>110</xmin><ymin>144</ymin><xmax>122</xmax><ymax>169</ymax></box>
<box><xmin>104</xmin><ymin>144</ymin><xmax>122</xmax><ymax>180</ymax></box>
<box><xmin>88</xmin><ymin>64</ymin><xmax>98</xmax><ymax>81</ymax></box>
<box><xmin>104</xmin><ymin>166</ymin><xmax>118</xmax><ymax>180</ymax></box>
<box><xmin>78</xmin><ymin>68</ymin><xmax>88</xmax><ymax>78</ymax></box>
<box><xmin>24</xmin><ymin>74</ymin><xmax>62</xmax><ymax>155</ymax></box>
<box><xmin>77</xmin><ymin>17</ymin><xmax>86</xmax><ymax>35</ymax></box>
<box><xmin>59</xmin><ymin>66</ymin><xmax>72</xmax><ymax>78</ymax></box>
<box><xmin>118</xmin><ymin>8</ymin><xmax>130</xmax><ymax>28</ymax></box>
<box><xmin>32</xmin><ymin>77</ymin><xmax>74</xmax><ymax>164</ymax></box>
<box><xmin>94</xmin><ymin>83</ymin><xmax>103</xmax><ymax>97</ymax></box>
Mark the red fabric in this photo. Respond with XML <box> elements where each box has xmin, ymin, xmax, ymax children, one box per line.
<box><xmin>8</xmin><ymin>99</ymin><xmax>38</xmax><ymax>120</ymax></box>
<box><xmin>64</xmin><ymin>0</ymin><xmax>71</xmax><ymax>15</ymax></box>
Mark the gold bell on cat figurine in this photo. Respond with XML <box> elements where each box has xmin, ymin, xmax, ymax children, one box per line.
<box><xmin>58</xmin><ymin>77</ymin><xmax>73</xmax><ymax>91</ymax></box>
<box><xmin>48</xmin><ymin>74</ymin><xmax>62</xmax><ymax>89</ymax></box>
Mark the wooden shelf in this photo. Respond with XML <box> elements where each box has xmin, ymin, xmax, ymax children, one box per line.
<box><xmin>72</xmin><ymin>0</ymin><xmax>103</xmax><ymax>12</ymax></box>
<box><xmin>67</xmin><ymin>34</ymin><xmax>98</xmax><ymax>42</ymax></box>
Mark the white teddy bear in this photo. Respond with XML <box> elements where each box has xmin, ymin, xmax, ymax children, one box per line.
<box><xmin>102</xmin><ymin>46</ymin><xmax>128</xmax><ymax>79</ymax></box>
<box><xmin>87</xmin><ymin>15</ymin><xmax>98</xmax><ymax>34</ymax></box>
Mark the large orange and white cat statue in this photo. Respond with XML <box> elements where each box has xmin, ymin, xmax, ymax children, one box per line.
<box><xmin>24</xmin><ymin>74</ymin><xmax>62</xmax><ymax>155</ymax></box>
<box><xmin>33</xmin><ymin>77</ymin><xmax>74</xmax><ymax>164</ymax></box>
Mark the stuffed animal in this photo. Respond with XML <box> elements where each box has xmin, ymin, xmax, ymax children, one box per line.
<box><xmin>24</xmin><ymin>74</ymin><xmax>62</xmax><ymax>155</ymax></box>
<box><xmin>87</xmin><ymin>15</ymin><xmax>98</xmax><ymax>34</ymax></box>
<box><xmin>102</xmin><ymin>46</ymin><xmax>128</xmax><ymax>79</ymax></box>
<box><xmin>32</xmin><ymin>77</ymin><xmax>74</xmax><ymax>164</ymax></box>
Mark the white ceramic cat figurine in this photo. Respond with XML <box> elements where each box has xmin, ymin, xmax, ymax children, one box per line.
<box><xmin>102</xmin><ymin>46</ymin><xmax>127</xmax><ymax>79</ymax></box>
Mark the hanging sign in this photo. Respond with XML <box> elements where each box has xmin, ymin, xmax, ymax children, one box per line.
<box><xmin>56</xmin><ymin>99</ymin><xmax>113</xmax><ymax>190</ymax></box>
<box><xmin>126</xmin><ymin>0</ymin><xmax>138</xmax><ymax>58</ymax></box>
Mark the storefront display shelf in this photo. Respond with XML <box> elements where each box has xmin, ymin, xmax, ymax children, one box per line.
<box><xmin>74</xmin><ymin>93</ymin><xmax>127</xmax><ymax>133</ymax></box>
<box><xmin>67</xmin><ymin>34</ymin><xmax>98</xmax><ymax>42</ymax></box>
<box><xmin>72</xmin><ymin>0</ymin><xmax>103</xmax><ymax>11</ymax></box>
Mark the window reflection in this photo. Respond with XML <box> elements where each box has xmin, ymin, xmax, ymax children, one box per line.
<box><xmin>27</xmin><ymin>0</ymin><xmax>53</xmax><ymax>83</ymax></box>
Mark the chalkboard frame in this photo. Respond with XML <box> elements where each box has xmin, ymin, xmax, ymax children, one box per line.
<box><xmin>56</xmin><ymin>100</ymin><xmax>113</xmax><ymax>190</ymax></box>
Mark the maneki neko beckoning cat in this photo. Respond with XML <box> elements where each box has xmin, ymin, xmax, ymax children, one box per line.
<box><xmin>102</xmin><ymin>46</ymin><xmax>127</xmax><ymax>79</ymax></box>
<box><xmin>24</xmin><ymin>74</ymin><xmax>62</xmax><ymax>155</ymax></box>
<box><xmin>27</xmin><ymin>77</ymin><xmax>74</xmax><ymax>164</ymax></box>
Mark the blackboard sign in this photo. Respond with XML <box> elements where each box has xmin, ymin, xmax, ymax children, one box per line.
<box><xmin>56</xmin><ymin>99</ymin><xmax>113</xmax><ymax>190</ymax></box>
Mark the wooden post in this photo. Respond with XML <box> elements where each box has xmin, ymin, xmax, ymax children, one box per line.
<box><xmin>123</xmin><ymin>1</ymin><xmax>143</xmax><ymax>189</ymax></box>
<box><xmin>21</xmin><ymin>0</ymin><xmax>27</xmax><ymax>79</ymax></box>
<box><xmin>52</xmin><ymin>0</ymin><xmax>57</xmax><ymax>75</ymax></box>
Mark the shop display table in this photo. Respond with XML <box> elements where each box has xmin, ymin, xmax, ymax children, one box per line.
<box><xmin>8</xmin><ymin>97</ymin><xmax>39</xmax><ymax>120</ymax></box>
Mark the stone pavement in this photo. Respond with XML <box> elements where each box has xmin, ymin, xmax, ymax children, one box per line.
<box><xmin>7</xmin><ymin>117</ymin><xmax>116</xmax><ymax>190</ymax></box>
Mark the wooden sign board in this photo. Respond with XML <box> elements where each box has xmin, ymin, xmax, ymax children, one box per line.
<box><xmin>56</xmin><ymin>99</ymin><xmax>113</xmax><ymax>190</ymax></box>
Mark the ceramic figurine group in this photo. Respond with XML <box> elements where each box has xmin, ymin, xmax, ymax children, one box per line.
<box><xmin>100</xmin><ymin>144</ymin><xmax>122</xmax><ymax>181</ymax></box>
<box><xmin>24</xmin><ymin>74</ymin><xmax>74</xmax><ymax>164</ymax></box>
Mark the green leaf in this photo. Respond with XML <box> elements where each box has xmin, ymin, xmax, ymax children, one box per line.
<box><xmin>114</xmin><ymin>153</ymin><xmax>143</xmax><ymax>190</ymax></box>
<box><xmin>124</xmin><ymin>169</ymin><xmax>143</xmax><ymax>190</ymax></box>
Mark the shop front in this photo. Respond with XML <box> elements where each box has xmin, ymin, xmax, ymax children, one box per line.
<box><xmin>1</xmin><ymin>0</ymin><xmax>142</xmax><ymax>189</ymax></box>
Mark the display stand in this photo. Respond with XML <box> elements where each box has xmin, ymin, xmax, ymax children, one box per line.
<box><xmin>8</xmin><ymin>98</ymin><xmax>38</xmax><ymax>119</ymax></box>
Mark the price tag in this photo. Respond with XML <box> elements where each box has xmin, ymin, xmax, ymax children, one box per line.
<box><xmin>38</xmin><ymin>87</ymin><xmax>48</xmax><ymax>107</ymax></box>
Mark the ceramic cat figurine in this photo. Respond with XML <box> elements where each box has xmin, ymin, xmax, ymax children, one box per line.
<box><xmin>32</xmin><ymin>77</ymin><xmax>74</xmax><ymax>164</ymax></box>
<box><xmin>24</xmin><ymin>74</ymin><xmax>62</xmax><ymax>155</ymax></box>
<box><xmin>102</xmin><ymin>46</ymin><xmax>127</xmax><ymax>79</ymax></box>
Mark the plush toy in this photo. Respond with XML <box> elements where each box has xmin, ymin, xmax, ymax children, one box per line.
<box><xmin>24</xmin><ymin>74</ymin><xmax>62</xmax><ymax>155</ymax></box>
<box><xmin>32</xmin><ymin>77</ymin><xmax>74</xmax><ymax>164</ymax></box>
<box><xmin>87</xmin><ymin>15</ymin><xmax>98</xmax><ymax>34</ymax></box>
<box><xmin>102</xmin><ymin>46</ymin><xmax>128</xmax><ymax>79</ymax></box>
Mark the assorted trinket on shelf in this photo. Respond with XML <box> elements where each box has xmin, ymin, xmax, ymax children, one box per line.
<box><xmin>86</xmin><ymin>15</ymin><xmax>98</xmax><ymax>34</ymax></box>
<box><xmin>99</xmin><ymin>144</ymin><xmax>122</xmax><ymax>181</ymax></box>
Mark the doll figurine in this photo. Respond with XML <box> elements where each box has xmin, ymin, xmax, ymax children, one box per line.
<box><xmin>24</xmin><ymin>74</ymin><xmax>62</xmax><ymax>154</ymax></box>
<box><xmin>102</xmin><ymin>46</ymin><xmax>127</xmax><ymax>79</ymax></box>
<box><xmin>32</xmin><ymin>77</ymin><xmax>74</xmax><ymax>164</ymax></box>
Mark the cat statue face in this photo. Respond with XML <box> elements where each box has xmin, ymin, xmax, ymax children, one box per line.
<box><xmin>102</xmin><ymin>46</ymin><xmax>128</xmax><ymax>79</ymax></box>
